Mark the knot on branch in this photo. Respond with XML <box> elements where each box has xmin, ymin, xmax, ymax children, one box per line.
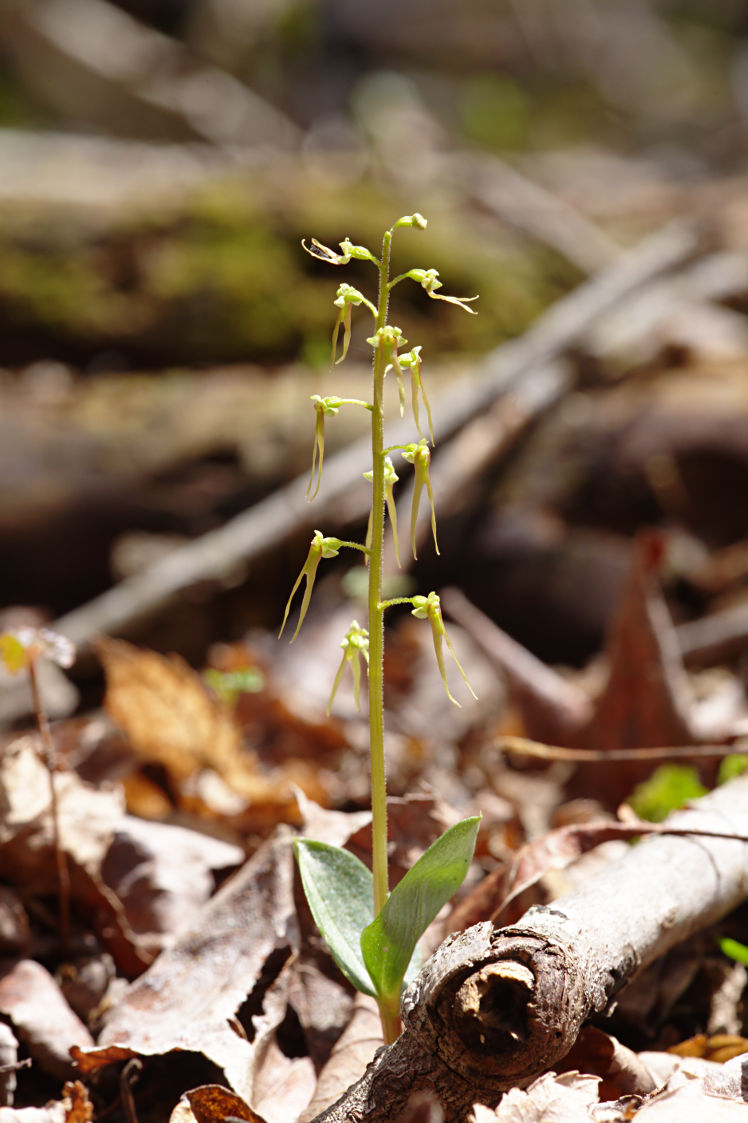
<box><xmin>400</xmin><ymin>920</ymin><xmax>591</xmax><ymax>1097</ymax></box>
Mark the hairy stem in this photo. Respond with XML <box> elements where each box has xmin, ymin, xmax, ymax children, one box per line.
<box><xmin>369</xmin><ymin>230</ymin><xmax>391</xmax><ymax>920</ymax></box>
<box><xmin>368</xmin><ymin>230</ymin><xmax>396</xmax><ymax>1041</ymax></box>
<box><xmin>29</xmin><ymin>659</ymin><xmax>70</xmax><ymax>954</ymax></box>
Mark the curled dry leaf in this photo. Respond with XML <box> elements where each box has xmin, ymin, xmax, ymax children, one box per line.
<box><xmin>185</xmin><ymin>1083</ymin><xmax>268</xmax><ymax>1123</ymax></box>
<box><xmin>0</xmin><ymin>960</ymin><xmax>93</xmax><ymax>1081</ymax></box>
<box><xmin>471</xmin><ymin>1070</ymin><xmax>600</xmax><ymax>1122</ymax></box>
<box><xmin>298</xmin><ymin>995</ymin><xmax>382</xmax><ymax>1123</ymax></box>
<box><xmin>74</xmin><ymin>828</ymin><xmax>298</xmax><ymax>1105</ymax></box>
<box><xmin>0</xmin><ymin>738</ymin><xmax>148</xmax><ymax>974</ymax></box>
<box><xmin>101</xmin><ymin>815</ymin><xmax>243</xmax><ymax>946</ymax></box>
<box><xmin>96</xmin><ymin>638</ymin><xmax>303</xmax><ymax>822</ymax></box>
<box><xmin>0</xmin><ymin>1081</ymin><xmax>93</xmax><ymax>1123</ymax></box>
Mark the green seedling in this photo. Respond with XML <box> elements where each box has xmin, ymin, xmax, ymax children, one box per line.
<box><xmin>0</xmin><ymin>626</ymin><xmax>76</xmax><ymax>952</ymax></box>
<box><xmin>282</xmin><ymin>215</ymin><xmax>480</xmax><ymax>1043</ymax></box>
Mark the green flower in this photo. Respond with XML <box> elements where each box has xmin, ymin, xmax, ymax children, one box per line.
<box><xmin>411</xmin><ymin>592</ymin><xmax>477</xmax><ymax>706</ymax></box>
<box><xmin>401</xmin><ymin>439</ymin><xmax>438</xmax><ymax>559</ymax></box>
<box><xmin>280</xmin><ymin>531</ymin><xmax>343</xmax><ymax>641</ymax></box>
<box><xmin>405</xmin><ymin>268</ymin><xmax>478</xmax><ymax>314</ymax></box>
<box><xmin>398</xmin><ymin>345</ymin><xmax>433</xmax><ymax>444</ymax></box>
<box><xmin>368</xmin><ymin>326</ymin><xmax>408</xmax><ymax>415</ymax></box>
<box><xmin>365</xmin><ymin>456</ymin><xmax>401</xmax><ymax>568</ymax></box>
<box><xmin>308</xmin><ymin>395</ymin><xmax>343</xmax><ymax>500</ymax></box>
<box><xmin>327</xmin><ymin>621</ymin><xmax>370</xmax><ymax>714</ymax></box>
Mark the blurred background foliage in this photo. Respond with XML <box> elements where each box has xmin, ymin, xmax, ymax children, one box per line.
<box><xmin>0</xmin><ymin>0</ymin><xmax>747</xmax><ymax>369</ymax></box>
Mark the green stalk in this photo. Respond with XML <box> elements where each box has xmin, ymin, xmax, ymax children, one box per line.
<box><xmin>368</xmin><ymin>229</ymin><xmax>392</xmax><ymax>929</ymax></box>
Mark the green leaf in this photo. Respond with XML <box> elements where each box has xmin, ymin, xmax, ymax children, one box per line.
<box><xmin>720</xmin><ymin>936</ymin><xmax>748</xmax><ymax>967</ymax></box>
<box><xmin>361</xmin><ymin>816</ymin><xmax>480</xmax><ymax>1002</ymax></box>
<box><xmin>718</xmin><ymin>754</ymin><xmax>748</xmax><ymax>785</ymax></box>
<box><xmin>293</xmin><ymin>838</ymin><xmax>376</xmax><ymax>996</ymax></box>
<box><xmin>628</xmin><ymin>764</ymin><xmax>707</xmax><ymax>823</ymax></box>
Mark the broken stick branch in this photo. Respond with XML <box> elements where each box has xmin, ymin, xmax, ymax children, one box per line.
<box><xmin>308</xmin><ymin>772</ymin><xmax>748</xmax><ymax>1122</ymax></box>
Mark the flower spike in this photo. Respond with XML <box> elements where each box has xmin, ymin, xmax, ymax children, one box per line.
<box><xmin>406</xmin><ymin>268</ymin><xmax>478</xmax><ymax>314</ymax></box>
<box><xmin>411</xmin><ymin>591</ymin><xmax>477</xmax><ymax>706</ymax></box>
<box><xmin>402</xmin><ymin>439</ymin><xmax>438</xmax><ymax>559</ymax></box>
<box><xmin>279</xmin><ymin>531</ymin><xmax>342</xmax><ymax>641</ymax></box>
<box><xmin>327</xmin><ymin>620</ymin><xmax>370</xmax><ymax>714</ymax></box>
<box><xmin>308</xmin><ymin>396</ymin><xmax>343</xmax><ymax>500</ymax></box>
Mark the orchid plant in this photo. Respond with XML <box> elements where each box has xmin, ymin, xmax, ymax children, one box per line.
<box><xmin>281</xmin><ymin>215</ymin><xmax>480</xmax><ymax>1043</ymax></box>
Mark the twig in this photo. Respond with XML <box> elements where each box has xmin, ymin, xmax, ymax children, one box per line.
<box><xmin>28</xmin><ymin>661</ymin><xmax>71</xmax><ymax>955</ymax></box>
<box><xmin>308</xmin><ymin>772</ymin><xmax>748</xmax><ymax>1121</ymax></box>
<box><xmin>120</xmin><ymin>1057</ymin><xmax>143</xmax><ymax>1123</ymax></box>
<box><xmin>497</xmin><ymin>734</ymin><xmax>748</xmax><ymax>763</ymax></box>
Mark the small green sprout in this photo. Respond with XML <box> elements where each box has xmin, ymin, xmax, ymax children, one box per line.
<box><xmin>203</xmin><ymin>666</ymin><xmax>264</xmax><ymax>708</ymax></box>
<box><xmin>284</xmin><ymin>216</ymin><xmax>479</xmax><ymax>1043</ymax></box>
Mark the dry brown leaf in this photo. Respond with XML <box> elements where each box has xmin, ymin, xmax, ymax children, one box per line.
<box><xmin>298</xmin><ymin>995</ymin><xmax>383</xmax><ymax>1123</ymax></box>
<box><xmin>96</xmin><ymin>638</ymin><xmax>308</xmax><ymax>822</ymax></box>
<box><xmin>0</xmin><ymin>738</ymin><xmax>123</xmax><ymax>895</ymax></box>
<box><xmin>101</xmin><ymin>815</ymin><xmax>242</xmax><ymax>945</ymax></box>
<box><xmin>0</xmin><ymin>1104</ymin><xmax>66</xmax><ymax>1122</ymax></box>
<box><xmin>669</xmin><ymin>1034</ymin><xmax>748</xmax><ymax>1064</ymax></box>
<box><xmin>96</xmin><ymin>637</ymin><xmax>254</xmax><ymax>786</ymax></box>
<box><xmin>471</xmin><ymin>1070</ymin><xmax>600</xmax><ymax>1121</ymax></box>
<box><xmin>558</xmin><ymin>1026</ymin><xmax>660</xmax><ymax>1099</ymax></box>
<box><xmin>185</xmin><ymin>1084</ymin><xmax>267</xmax><ymax>1123</ymax></box>
<box><xmin>60</xmin><ymin>1082</ymin><xmax>92</xmax><ymax>1123</ymax></box>
<box><xmin>580</xmin><ymin>531</ymin><xmax>697</xmax><ymax>802</ymax></box>
<box><xmin>0</xmin><ymin>960</ymin><xmax>93</xmax><ymax>1081</ymax></box>
<box><xmin>0</xmin><ymin>741</ymin><xmax>148</xmax><ymax>973</ymax></box>
<box><xmin>76</xmin><ymin>827</ymin><xmax>298</xmax><ymax>1104</ymax></box>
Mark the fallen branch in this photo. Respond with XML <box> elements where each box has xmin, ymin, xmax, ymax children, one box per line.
<box><xmin>308</xmin><ymin>772</ymin><xmax>748</xmax><ymax>1122</ymax></box>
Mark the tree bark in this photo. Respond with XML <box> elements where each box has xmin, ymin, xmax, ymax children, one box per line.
<box><xmin>309</xmin><ymin>773</ymin><xmax>748</xmax><ymax>1122</ymax></box>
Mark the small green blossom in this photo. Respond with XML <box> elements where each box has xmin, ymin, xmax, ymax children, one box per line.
<box><xmin>327</xmin><ymin>620</ymin><xmax>370</xmax><ymax>714</ymax></box>
<box><xmin>302</xmin><ymin>236</ymin><xmax>377</xmax><ymax>266</ymax></box>
<box><xmin>411</xmin><ymin>592</ymin><xmax>477</xmax><ymax>706</ymax></box>
<box><xmin>405</xmin><ymin>268</ymin><xmax>478</xmax><ymax>314</ymax></box>
<box><xmin>368</xmin><ymin>326</ymin><xmax>408</xmax><ymax>416</ymax></box>
<box><xmin>365</xmin><ymin>456</ymin><xmax>401</xmax><ymax>568</ymax></box>
<box><xmin>398</xmin><ymin>345</ymin><xmax>433</xmax><ymax>444</ymax></box>
<box><xmin>280</xmin><ymin>531</ymin><xmax>343</xmax><ymax>642</ymax></box>
<box><xmin>308</xmin><ymin>395</ymin><xmax>343</xmax><ymax>500</ymax></box>
<box><xmin>401</xmin><ymin>439</ymin><xmax>438</xmax><ymax>559</ymax></box>
<box><xmin>331</xmin><ymin>283</ymin><xmax>376</xmax><ymax>367</ymax></box>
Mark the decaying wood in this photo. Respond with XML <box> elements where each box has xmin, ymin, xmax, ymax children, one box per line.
<box><xmin>44</xmin><ymin>219</ymin><xmax>700</xmax><ymax>655</ymax></box>
<box><xmin>309</xmin><ymin>772</ymin><xmax>748</xmax><ymax>1122</ymax></box>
